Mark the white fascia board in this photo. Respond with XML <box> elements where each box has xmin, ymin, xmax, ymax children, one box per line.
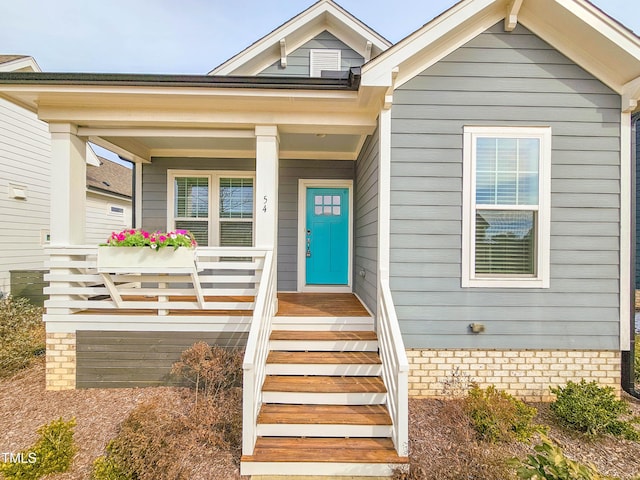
<box><xmin>211</xmin><ymin>1</ymin><xmax>390</xmax><ymax>76</ymax></box>
<box><xmin>361</xmin><ymin>0</ymin><xmax>500</xmax><ymax>88</ymax></box>
<box><xmin>556</xmin><ymin>0</ymin><xmax>640</xmax><ymax>61</ymax></box>
<box><xmin>0</xmin><ymin>56</ymin><xmax>41</xmax><ymax>73</ymax></box>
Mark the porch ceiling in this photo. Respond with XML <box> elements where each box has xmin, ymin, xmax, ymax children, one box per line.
<box><xmin>0</xmin><ymin>75</ymin><xmax>385</xmax><ymax>162</ymax></box>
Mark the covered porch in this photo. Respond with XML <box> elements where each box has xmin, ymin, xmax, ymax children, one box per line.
<box><xmin>0</xmin><ymin>72</ymin><xmax>408</xmax><ymax>475</ymax></box>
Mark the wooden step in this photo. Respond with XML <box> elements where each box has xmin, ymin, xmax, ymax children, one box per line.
<box><xmin>266</xmin><ymin>351</ymin><xmax>382</xmax><ymax>376</ymax></box>
<box><xmin>262</xmin><ymin>375</ymin><xmax>386</xmax><ymax>405</ymax></box>
<box><xmin>272</xmin><ymin>315</ymin><xmax>374</xmax><ymax>331</ymax></box>
<box><xmin>270</xmin><ymin>330</ymin><xmax>378</xmax><ymax>352</ymax></box>
<box><xmin>257</xmin><ymin>404</ymin><xmax>393</xmax><ymax>437</ymax></box>
<box><xmin>258</xmin><ymin>404</ymin><xmax>392</xmax><ymax>425</ymax></box>
<box><xmin>270</xmin><ymin>331</ymin><xmax>377</xmax><ymax>341</ymax></box>
<box><xmin>242</xmin><ymin>437</ymin><xmax>408</xmax><ymax>463</ymax></box>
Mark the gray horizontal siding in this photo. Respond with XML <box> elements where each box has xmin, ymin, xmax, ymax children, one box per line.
<box><xmin>354</xmin><ymin>129</ymin><xmax>379</xmax><ymax>314</ymax></box>
<box><xmin>278</xmin><ymin>160</ymin><xmax>355</xmax><ymax>291</ymax></box>
<box><xmin>259</xmin><ymin>30</ymin><xmax>364</xmax><ymax>77</ymax></box>
<box><xmin>390</xmin><ymin>22</ymin><xmax>621</xmax><ymax>350</ymax></box>
<box><xmin>76</xmin><ymin>330</ymin><xmax>246</xmax><ymax>388</ymax></box>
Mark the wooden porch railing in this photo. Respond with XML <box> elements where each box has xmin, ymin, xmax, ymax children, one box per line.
<box><xmin>44</xmin><ymin>246</ymin><xmax>267</xmax><ymax>315</ymax></box>
<box><xmin>242</xmin><ymin>250</ymin><xmax>275</xmax><ymax>456</ymax></box>
<box><xmin>378</xmin><ymin>278</ymin><xmax>409</xmax><ymax>457</ymax></box>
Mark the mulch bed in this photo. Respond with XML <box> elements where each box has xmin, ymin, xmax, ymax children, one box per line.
<box><xmin>0</xmin><ymin>358</ymin><xmax>181</xmax><ymax>479</ymax></box>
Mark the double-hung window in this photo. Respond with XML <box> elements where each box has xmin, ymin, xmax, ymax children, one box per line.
<box><xmin>168</xmin><ymin>171</ymin><xmax>254</xmax><ymax>247</ymax></box>
<box><xmin>462</xmin><ymin>126</ymin><xmax>551</xmax><ymax>288</ymax></box>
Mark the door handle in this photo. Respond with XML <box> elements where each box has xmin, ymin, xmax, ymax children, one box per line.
<box><xmin>306</xmin><ymin>229</ymin><xmax>311</xmax><ymax>257</ymax></box>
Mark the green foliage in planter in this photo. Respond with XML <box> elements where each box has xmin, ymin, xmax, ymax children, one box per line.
<box><xmin>0</xmin><ymin>417</ymin><xmax>76</xmax><ymax>479</ymax></box>
<box><xmin>464</xmin><ymin>385</ymin><xmax>541</xmax><ymax>443</ymax></box>
<box><xmin>550</xmin><ymin>380</ymin><xmax>639</xmax><ymax>440</ymax></box>
<box><xmin>0</xmin><ymin>296</ymin><xmax>44</xmax><ymax>378</ymax></box>
<box><xmin>513</xmin><ymin>435</ymin><xmax>617</xmax><ymax>480</ymax></box>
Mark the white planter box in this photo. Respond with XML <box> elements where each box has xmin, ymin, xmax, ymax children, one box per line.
<box><xmin>97</xmin><ymin>246</ymin><xmax>197</xmax><ymax>273</ymax></box>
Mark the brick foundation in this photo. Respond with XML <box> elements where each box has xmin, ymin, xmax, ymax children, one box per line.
<box><xmin>45</xmin><ymin>332</ymin><xmax>76</xmax><ymax>390</ymax></box>
<box><xmin>407</xmin><ymin>349</ymin><xmax>621</xmax><ymax>402</ymax></box>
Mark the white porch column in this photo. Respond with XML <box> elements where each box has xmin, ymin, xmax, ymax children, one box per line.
<box><xmin>49</xmin><ymin>123</ymin><xmax>87</xmax><ymax>246</ymax></box>
<box><xmin>254</xmin><ymin>126</ymin><xmax>279</xmax><ymax>249</ymax></box>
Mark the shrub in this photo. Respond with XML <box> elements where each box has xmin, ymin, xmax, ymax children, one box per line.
<box><xmin>464</xmin><ymin>385</ymin><xmax>540</xmax><ymax>443</ymax></box>
<box><xmin>440</xmin><ymin>366</ymin><xmax>474</xmax><ymax>398</ymax></box>
<box><xmin>513</xmin><ymin>435</ymin><xmax>617</xmax><ymax>480</ymax></box>
<box><xmin>550</xmin><ymin>380</ymin><xmax>639</xmax><ymax>440</ymax></box>
<box><xmin>171</xmin><ymin>342</ymin><xmax>243</xmax><ymax>404</ymax></box>
<box><xmin>92</xmin><ymin>454</ymin><xmax>132</xmax><ymax>480</ymax></box>
<box><xmin>0</xmin><ymin>296</ymin><xmax>45</xmax><ymax>378</ymax></box>
<box><xmin>0</xmin><ymin>417</ymin><xmax>76</xmax><ymax>480</ymax></box>
<box><xmin>92</xmin><ymin>343</ymin><xmax>244</xmax><ymax>480</ymax></box>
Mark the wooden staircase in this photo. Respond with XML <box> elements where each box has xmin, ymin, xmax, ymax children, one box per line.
<box><xmin>241</xmin><ymin>297</ymin><xmax>409</xmax><ymax>477</ymax></box>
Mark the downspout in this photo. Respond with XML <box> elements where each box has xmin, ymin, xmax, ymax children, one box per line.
<box><xmin>622</xmin><ymin>113</ymin><xmax>640</xmax><ymax>399</ymax></box>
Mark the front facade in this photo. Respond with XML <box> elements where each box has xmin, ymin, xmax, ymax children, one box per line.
<box><xmin>1</xmin><ymin>0</ymin><xmax>640</xmax><ymax>476</ymax></box>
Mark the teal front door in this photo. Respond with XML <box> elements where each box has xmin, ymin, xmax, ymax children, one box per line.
<box><xmin>305</xmin><ymin>187</ymin><xmax>349</xmax><ymax>285</ymax></box>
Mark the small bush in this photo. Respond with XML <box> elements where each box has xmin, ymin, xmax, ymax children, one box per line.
<box><xmin>92</xmin><ymin>343</ymin><xmax>244</xmax><ymax>480</ymax></box>
<box><xmin>550</xmin><ymin>380</ymin><xmax>639</xmax><ymax>440</ymax></box>
<box><xmin>0</xmin><ymin>417</ymin><xmax>76</xmax><ymax>480</ymax></box>
<box><xmin>171</xmin><ymin>342</ymin><xmax>243</xmax><ymax>404</ymax></box>
<box><xmin>0</xmin><ymin>296</ymin><xmax>45</xmax><ymax>378</ymax></box>
<box><xmin>440</xmin><ymin>366</ymin><xmax>474</xmax><ymax>398</ymax></box>
<box><xmin>513</xmin><ymin>435</ymin><xmax>617</xmax><ymax>480</ymax></box>
<box><xmin>464</xmin><ymin>385</ymin><xmax>540</xmax><ymax>443</ymax></box>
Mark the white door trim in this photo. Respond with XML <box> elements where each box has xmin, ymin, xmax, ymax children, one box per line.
<box><xmin>297</xmin><ymin>179</ymin><xmax>353</xmax><ymax>293</ymax></box>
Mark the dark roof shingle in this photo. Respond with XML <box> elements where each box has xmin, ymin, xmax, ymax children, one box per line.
<box><xmin>86</xmin><ymin>157</ymin><xmax>132</xmax><ymax>198</ymax></box>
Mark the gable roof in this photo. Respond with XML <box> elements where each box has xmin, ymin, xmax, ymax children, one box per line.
<box><xmin>0</xmin><ymin>55</ymin><xmax>41</xmax><ymax>73</ymax></box>
<box><xmin>209</xmin><ymin>0</ymin><xmax>391</xmax><ymax>76</ymax></box>
<box><xmin>86</xmin><ymin>157</ymin><xmax>133</xmax><ymax>199</ymax></box>
<box><xmin>361</xmin><ymin>0</ymin><xmax>640</xmax><ymax>111</ymax></box>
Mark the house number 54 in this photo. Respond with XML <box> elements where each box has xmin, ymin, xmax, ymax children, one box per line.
<box><xmin>263</xmin><ymin>196</ymin><xmax>268</xmax><ymax>213</ymax></box>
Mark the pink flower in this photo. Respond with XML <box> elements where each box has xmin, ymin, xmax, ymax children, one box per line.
<box><xmin>142</xmin><ymin>231</ymin><xmax>150</xmax><ymax>239</ymax></box>
<box><xmin>158</xmin><ymin>235</ymin><xmax>167</xmax><ymax>243</ymax></box>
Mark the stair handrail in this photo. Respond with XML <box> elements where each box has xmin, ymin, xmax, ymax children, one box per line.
<box><xmin>242</xmin><ymin>249</ymin><xmax>275</xmax><ymax>456</ymax></box>
<box><xmin>378</xmin><ymin>277</ymin><xmax>409</xmax><ymax>457</ymax></box>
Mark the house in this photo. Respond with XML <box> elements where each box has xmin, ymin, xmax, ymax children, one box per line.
<box><xmin>1</xmin><ymin>0</ymin><xmax>639</xmax><ymax>476</ymax></box>
<box><xmin>85</xmin><ymin>156</ymin><xmax>133</xmax><ymax>244</ymax></box>
<box><xmin>0</xmin><ymin>56</ymin><xmax>133</xmax><ymax>299</ymax></box>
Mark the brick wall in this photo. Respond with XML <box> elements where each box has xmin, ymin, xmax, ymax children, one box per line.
<box><xmin>407</xmin><ymin>349</ymin><xmax>621</xmax><ymax>402</ymax></box>
<box><xmin>45</xmin><ymin>332</ymin><xmax>76</xmax><ymax>390</ymax></box>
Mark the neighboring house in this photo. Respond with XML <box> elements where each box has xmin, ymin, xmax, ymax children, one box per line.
<box><xmin>85</xmin><ymin>156</ymin><xmax>133</xmax><ymax>244</ymax></box>
<box><xmin>0</xmin><ymin>56</ymin><xmax>51</xmax><ymax>298</ymax></box>
<box><xmin>0</xmin><ymin>55</ymin><xmax>132</xmax><ymax>297</ymax></box>
<box><xmin>1</xmin><ymin>0</ymin><xmax>640</xmax><ymax>476</ymax></box>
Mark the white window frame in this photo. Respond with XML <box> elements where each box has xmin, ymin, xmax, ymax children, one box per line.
<box><xmin>309</xmin><ymin>49</ymin><xmax>341</xmax><ymax>78</ymax></box>
<box><xmin>167</xmin><ymin>170</ymin><xmax>256</xmax><ymax>247</ymax></box>
<box><xmin>462</xmin><ymin>126</ymin><xmax>551</xmax><ymax>289</ymax></box>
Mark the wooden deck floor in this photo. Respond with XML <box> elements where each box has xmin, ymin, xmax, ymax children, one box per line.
<box><xmin>276</xmin><ymin>293</ymin><xmax>370</xmax><ymax>317</ymax></box>
<box><xmin>78</xmin><ymin>292</ymin><xmax>369</xmax><ymax>317</ymax></box>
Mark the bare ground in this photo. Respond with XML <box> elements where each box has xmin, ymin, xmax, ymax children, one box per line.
<box><xmin>2</xmin><ymin>360</ymin><xmax>640</xmax><ymax>480</ymax></box>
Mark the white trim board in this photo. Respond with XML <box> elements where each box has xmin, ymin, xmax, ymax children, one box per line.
<box><xmin>297</xmin><ymin>179</ymin><xmax>354</xmax><ymax>293</ymax></box>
